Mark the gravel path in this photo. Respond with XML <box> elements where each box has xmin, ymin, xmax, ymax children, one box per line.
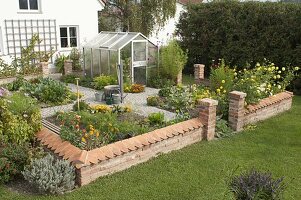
<box><xmin>42</xmin><ymin>84</ymin><xmax>176</xmax><ymax>120</ymax></box>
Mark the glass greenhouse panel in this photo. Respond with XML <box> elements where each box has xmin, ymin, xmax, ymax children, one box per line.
<box><xmin>84</xmin><ymin>48</ymin><xmax>92</xmax><ymax>76</ymax></box>
<box><xmin>134</xmin><ymin>66</ymin><xmax>147</xmax><ymax>85</ymax></box>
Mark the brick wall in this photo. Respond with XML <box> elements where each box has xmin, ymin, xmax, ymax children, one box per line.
<box><xmin>228</xmin><ymin>91</ymin><xmax>293</xmax><ymax>131</ymax></box>
<box><xmin>36</xmin><ymin>98</ymin><xmax>218</xmax><ymax>186</ymax></box>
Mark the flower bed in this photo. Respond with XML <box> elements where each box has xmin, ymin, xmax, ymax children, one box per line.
<box><xmin>36</xmin><ymin>98</ymin><xmax>219</xmax><ymax>186</ymax></box>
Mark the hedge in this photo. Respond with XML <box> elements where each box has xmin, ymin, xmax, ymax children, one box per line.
<box><xmin>176</xmin><ymin>1</ymin><xmax>301</xmax><ymax>73</ymax></box>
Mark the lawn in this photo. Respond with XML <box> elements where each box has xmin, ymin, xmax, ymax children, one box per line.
<box><xmin>1</xmin><ymin>96</ymin><xmax>300</xmax><ymax>200</ymax></box>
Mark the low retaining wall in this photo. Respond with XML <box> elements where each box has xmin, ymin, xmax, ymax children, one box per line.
<box><xmin>36</xmin><ymin>98</ymin><xmax>218</xmax><ymax>186</ymax></box>
<box><xmin>228</xmin><ymin>91</ymin><xmax>293</xmax><ymax>131</ymax></box>
<box><xmin>0</xmin><ymin>73</ymin><xmax>61</xmax><ymax>85</ymax></box>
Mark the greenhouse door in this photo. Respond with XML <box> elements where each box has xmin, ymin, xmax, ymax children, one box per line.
<box><xmin>132</xmin><ymin>40</ymin><xmax>148</xmax><ymax>85</ymax></box>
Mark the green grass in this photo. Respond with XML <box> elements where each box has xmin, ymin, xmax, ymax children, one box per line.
<box><xmin>183</xmin><ymin>74</ymin><xmax>195</xmax><ymax>85</ymax></box>
<box><xmin>1</xmin><ymin>96</ymin><xmax>301</xmax><ymax>200</ymax></box>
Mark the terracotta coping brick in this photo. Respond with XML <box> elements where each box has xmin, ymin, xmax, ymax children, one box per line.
<box><xmin>36</xmin><ymin>118</ymin><xmax>204</xmax><ymax>169</ymax></box>
<box><xmin>245</xmin><ymin>91</ymin><xmax>293</xmax><ymax>114</ymax></box>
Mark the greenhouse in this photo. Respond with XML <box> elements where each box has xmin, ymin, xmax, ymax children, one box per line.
<box><xmin>83</xmin><ymin>32</ymin><xmax>158</xmax><ymax>85</ymax></box>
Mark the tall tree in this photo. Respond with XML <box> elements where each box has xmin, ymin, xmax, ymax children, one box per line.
<box><xmin>99</xmin><ymin>0</ymin><xmax>177</xmax><ymax>36</ymax></box>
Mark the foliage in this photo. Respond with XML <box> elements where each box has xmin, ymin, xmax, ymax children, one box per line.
<box><xmin>99</xmin><ymin>0</ymin><xmax>176</xmax><ymax>36</ymax></box>
<box><xmin>0</xmin><ymin>93</ymin><xmax>41</xmax><ymax>144</ymax></box>
<box><xmin>6</xmin><ymin>75</ymin><xmax>27</xmax><ymax>91</ymax></box>
<box><xmin>160</xmin><ymin>40</ymin><xmax>188</xmax><ymax>81</ymax></box>
<box><xmin>22</xmin><ymin>154</ymin><xmax>75</xmax><ymax>194</ymax></box>
<box><xmin>54</xmin><ymin>54</ymin><xmax>68</xmax><ymax>74</ymax></box>
<box><xmin>0</xmin><ymin>57</ymin><xmax>17</xmax><ymax>78</ymax></box>
<box><xmin>22</xmin><ymin>77</ymin><xmax>74</xmax><ymax>105</ymax></box>
<box><xmin>165</xmin><ymin>86</ymin><xmax>193</xmax><ymax>113</ymax></box>
<box><xmin>233</xmin><ymin>61</ymin><xmax>299</xmax><ymax>104</ymax></box>
<box><xmin>61</xmin><ymin>74</ymin><xmax>94</xmax><ymax>88</ymax></box>
<box><xmin>158</xmin><ymin>86</ymin><xmax>173</xmax><ymax>97</ymax></box>
<box><xmin>124</xmin><ymin>84</ymin><xmax>145</xmax><ymax>93</ymax></box>
<box><xmin>147</xmin><ymin>96</ymin><xmax>162</xmax><ymax>106</ymax></box>
<box><xmin>148</xmin><ymin>112</ymin><xmax>165</xmax><ymax>126</ymax></box>
<box><xmin>56</xmin><ymin>110</ymin><xmax>153</xmax><ymax>150</ymax></box>
<box><xmin>69</xmin><ymin>48</ymin><xmax>81</xmax><ymax>71</ymax></box>
<box><xmin>177</xmin><ymin>1</ymin><xmax>301</xmax><ymax>73</ymax></box>
<box><xmin>215</xmin><ymin>117</ymin><xmax>233</xmax><ymax>138</ymax></box>
<box><xmin>0</xmin><ymin>157</ymin><xmax>16</xmax><ymax>183</ymax></box>
<box><xmin>73</xmin><ymin>100</ymin><xmax>90</xmax><ymax>111</ymax></box>
<box><xmin>93</xmin><ymin>75</ymin><xmax>117</xmax><ymax>90</ymax></box>
<box><xmin>209</xmin><ymin>59</ymin><xmax>235</xmax><ymax>94</ymax></box>
<box><xmin>229</xmin><ymin>169</ymin><xmax>285</xmax><ymax>200</ymax></box>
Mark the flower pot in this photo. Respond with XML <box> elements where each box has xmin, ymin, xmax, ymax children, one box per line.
<box><xmin>112</xmin><ymin>94</ymin><xmax>121</xmax><ymax>104</ymax></box>
<box><xmin>95</xmin><ymin>92</ymin><xmax>102</xmax><ymax>102</ymax></box>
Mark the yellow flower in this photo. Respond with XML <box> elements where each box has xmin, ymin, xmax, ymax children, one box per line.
<box><xmin>277</xmin><ymin>75</ymin><xmax>281</xmax><ymax>79</ymax></box>
<box><xmin>220</xmin><ymin>86</ymin><xmax>223</xmax><ymax>89</ymax></box>
<box><xmin>268</xmin><ymin>84</ymin><xmax>271</xmax><ymax>88</ymax></box>
<box><xmin>234</xmin><ymin>72</ymin><xmax>237</xmax><ymax>76</ymax></box>
<box><xmin>271</xmin><ymin>66</ymin><xmax>275</xmax><ymax>71</ymax></box>
<box><xmin>278</xmin><ymin>85</ymin><xmax>282</xmax><ymax>89</ymax></box>
<box><xmin>96</xmin><ymin>131</ymin><xmax>100</xmax><ymax>137</ymax></box>
<box><xmin>276</xmin><ymin>67</ymin><xmax>279</xmax><ymax>70</ymax></box>
<box><xmin>282</xmin><ymin>67</ymin><xmax>285</xmax><ymax>71</ymax></box>
<box><xmin>273</xmin><ymin>76</ymin><xmax>277</xmax><ymax>79</ymax></box>
<box><xmin>223</xmin><ymin>90</ymin><xmax>226</xmax><ymax>93</ymax></box>
<box><xmin>81</xmin><ymin>137</ymin><xmax>86</xmax><ymax>143</ymax></box>
<box><xmin>216</xmin><ymin>89</ymin><xmax>221</xmax><ymax>93</ymax></box>
<box><xmin>295</xmin><ymin>67</ymin><xmax>299</xmax><ymax>71</ymax></box>
<box><xmin>278</xmin><ymin>71</ymin><xmax>281</xmax><ymax>74</ymax></box>
<box><xmin>221</xmin><ymin>80</ymin><xmax>226</xmax><ymax>84</ymax></box>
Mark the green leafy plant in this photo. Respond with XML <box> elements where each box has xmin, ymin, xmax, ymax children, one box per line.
<box><xmin>0</xmin><ymin>158</ymin><xmax>17</xmax><ymax>183</ymax></box>
<box><xmin>148</xmin><ymin>112</ymin><xmax>165</xmax><ymax>126</ymax></box>
<box><xmin>22</xmin><ymin>154</ymin><xmax>75</xmax><ymax>194</ymax></box>
<box><xmin>73</xmin><ymin>100</ymin><xmax>90</xmax><ymax>111</ymax></box>
<box><xmin>93</xmin><ymin>75</ymin><xmax>117</xmax><ymax>90</ymax></box>
<box><xmin>69</xmin><ymin>48</ymin><xmax>81</xmax><ymax>71</ymax></box>
<box><xmin>6</xmin><ymin>75</ymin><xmax>27</xmax><ymax>91</ymax></box>
<box><xmin>165</xmin><ymin>86</ymin><xmax>193</xmax><ymax>113</ymax></box>
<box><xmin>147</xmin><ymin>96</ymin><xmax>162</xmax><ymax>106</ymax></box>
<box><xmin>215</xmin><ymin>117</ymin><xmax>233</xmax><ymax>138</ymax></box>
<box><xmin>54</xmin><ymin>54</ymin><xmax>68</xmax><ymax>74</ymax></box>
<box><xmin>229</xmin><ymin>169</ymin><xmax>285</xmax><ymax>200</ymax></box>
<box><xmin>160</xmin><ymin>40</ymin><xmax>188</xmax><ymax>81</ymax></box>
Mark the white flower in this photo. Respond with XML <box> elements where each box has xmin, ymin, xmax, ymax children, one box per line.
<box><xmin>278</xmin><ymin>85</ymin><xmax>281</xmax><ymax>89</ymax></box>
<box><xmin>295</xmin><ymin>67</ymin><xmax>300</xmax><ymax>71</ymax></box>
<box><xmin>282</xmin><ymin>67</ymin><xmax>285</xmax><ymax>71</ymax></box>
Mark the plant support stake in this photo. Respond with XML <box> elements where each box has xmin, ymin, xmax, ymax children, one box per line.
<box><xmin>75</xmin><ymin>78</ymin><xmax>80</xmax><ymax>111</ymax></box>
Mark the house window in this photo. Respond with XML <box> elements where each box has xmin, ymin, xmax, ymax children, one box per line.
<box><xmin>19</xmin><ymin>0</ymin><xmax>39</xmax><ymax>11</ymax></box>
<box><xmin>60</xmin><ymin>26</ymin><xmax>78</xmax><ymax>48</ymax></box>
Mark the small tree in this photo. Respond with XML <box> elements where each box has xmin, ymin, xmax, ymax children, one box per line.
<box><xmin>159</xmin><ymin>40</ymin><xmax>188</xmax><ymax>81</ymax></box>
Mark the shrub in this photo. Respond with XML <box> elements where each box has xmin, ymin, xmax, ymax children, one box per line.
<box><xmin>54</xmin><ymin>54</ymin><xmax>68</xmax><ymax>74</ymax></box>
<box><xmin>0</xmin><ymin>57</ymin><xmax>17</xmax><ymax>78</ymax></box>
<box><xmin>147</xmin><ymin>74</ymin><xmax>175</xmax><ymax>89</ymax></box>
<box><xmin>229</xmin><ymin>169</ymin><xmax>285</xmax><ymax>200</ymax></box>
<box><xmin>215</xmin><ymin>118</ymin><xmax>233</xmax><ymax>138</ymax></box>
<box><xmin>165</xmin><ymin>86</ymin><xmax>193</xmax><ymax>113</ymax></box>
<box><xmin>0</xmin><ymin>93</ymin><xmax>41</xmax><ymax>144</ymax></box>
<box><xmin>69</xmin><ymin>48</ymin><xmax>81</xmax><ymax>71</ymax></box>
<box><xmin>60</xmin><ymin>74</ymin><xmax>78</xmax><ymax>84</ymax></box>
<box><xmin>6</xmin><ymin>75</ymin><xmax>28</xmax><ymax>91</ymax></box>
<box><xmin>73</xmin><ymin>100</ymin><xmax>90</xmax><ymax>111</ymax></box>
<box><xmin>177</xmin><ymin>1</ymin><xmax>301</xmax><ymax>73</ymax></box>
<box><xmin>147</xmin><ymin>96</ymin><xmax>161</xmax><ymax>106</ymax></box>
<box><xmin>158</xmin><ymin>86</ymin><xmax>172</xmax><ymax>97</ymax></box>
<box><xmin>22</xmin><ymin>154</ymin><xmax>75</xmax><ymax>194</ymax></box>
<box><xmin>148</xmin><ymin>112</ymin><xmax>165</xmax><ymax>126</ymax></box>
<box><xmin>0</xmin><ymin>158</ymin><xmax>16</xmax><ymax>183</ymax></box>
<box><xmin>93</xmin><ymin>75</ymin><xmax>117</xmax><ymax>90</ymax></box>
<box><xmin>160</xmin><ymin>40</ymin><xmax>188</xmax><ymax>80</ymax></box>
<box><xmin>23</xmin><ymin>77</ymin><xmax>73</xmax><ymax>105</ymax></box>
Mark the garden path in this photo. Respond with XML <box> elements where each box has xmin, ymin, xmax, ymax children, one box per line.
<box><xmin>41</xmin><ymin>84</ymin><xmax>176</xmax><ymax>120</ymax></box>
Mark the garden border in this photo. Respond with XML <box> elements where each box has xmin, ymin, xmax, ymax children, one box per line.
<box><xmin>36</xmin><ymin>98</ymin><xmax>218</xmax><ymax>186</ymax></box>
<box><xmin>228</xmin><ymin>91</ymin><xmax>293</xmax><ymax>131</ymax></box>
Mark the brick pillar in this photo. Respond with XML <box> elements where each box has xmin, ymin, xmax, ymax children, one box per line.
<box><xmin>228</xmin><ymin>91</ymin><xmax>247</xmax><ymax>131</ymax></box>
<box><xmin>64</xmin><ymin>60</ymin><xmax>73</xmax><ymax>75</ymax></box>
<box><xmin>40</xmin><ymin>62</ymin><xmax>49</xmax><ymax>76</ymax></box>
<box><xmin>194</xmin><ymin>64</ymin><xmax>205</xmax><ymax>84</ymax></box>
<box><xmin>176</xmin><ymin>70</ymin><xmax>182</xmax><ymax>85</ymax></box>
<box><xmin>198</xmin><ymin>98</ymin><xmax>218</xmax><ymax>141</ymax></box>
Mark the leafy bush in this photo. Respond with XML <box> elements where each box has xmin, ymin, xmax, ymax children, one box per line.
<box><xmin>0</xmin><ymin>93</ymin><xmax>41</xmax><ymax>144</ymax></box>
<box><xmin>177</xmin><ymin>1</ymin><xmax>301</xmax><ymax>73</ymax></box>
<box><xmin>165</xmin><ymin>86</ymin><xmax>193</xmax><ymax>113</ymax></box>
<box><xmin>69</xmin><ymin>48</ymin><xmax>81</xmax><ymax>71</ymax></box>
<box><xmin>22</xmin><ymin>154</ymin><xmax>75</xmax><ymax>194</ymax></box>
<box><xmin>160</xmin><ymin>40</ymin><xmax>188</xmax><ymax>80</ymax></box>
<box><xmin>93</xmin><ymin>75</ymin><xmax>117</xmax><ymax>90</ymax></box>
<box><xmin>0</xmin><ymin>158</ymin><xmax>16</xmax><ymax>183</ymax></box>
<box><xmin>147</xmin><ymin>74</ymin><xmax>175</xmax><ymax>89</ymax></box>
<box><xmin>0</xmin><ymin>57</ymin><xmax>17</xmax><ymax>78</ymax></box>
<box><xmin>148</xmin><ymin>112</ymin><xmax>165</xmax><ymax>126</ymax></box>
<box><xmin>6</xmin><ymin>75</ymin><xmax>28</xmax><ymax>91</ymax></box>
<box><xmin>73</xmin><ymin>100</ymin><xmax>90</xmax><ymax>111</ymax></box>
<box><xmin>54</xmin><ymin>54</ymin><xmax>68</xmax><ymax>74</ymax></box>
<box><xmin>23</xmin><ymin>77</ymin><xmax>73</xmax><ymax>105</ymax></box>
<box><xmin>215</xmin><ymin>118</ymin><xmax>233</xmax><ymax>138</ymax></box>
<box><xmin>60</xmin><ymin>74</ymin><xmax>78</xmax><ymax>84</ymax></box>
<box><xmin>147</xmin><ymin>96</ymin><xmax>162</xmax><ymax>106</ymax></box>
<box><xmin>158</xmin><ymin>86</ymin><xmax>172</xmax><ymax>97</ymax></box>
<box><xmin>229</xmin><ymin>169</ymin><xmax>285</xmax><ymax>200</ymax></box>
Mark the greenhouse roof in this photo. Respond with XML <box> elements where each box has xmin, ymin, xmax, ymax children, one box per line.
<box><xmin>84</xmin><ymin>32</ymin><xmax>156</xmax><ymax>51</ymax></box>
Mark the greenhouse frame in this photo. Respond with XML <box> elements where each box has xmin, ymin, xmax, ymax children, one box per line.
<box><xmin>83</xmin><ymin>32</ymin><xmax>158</xmax><ymax>86</ymax></box>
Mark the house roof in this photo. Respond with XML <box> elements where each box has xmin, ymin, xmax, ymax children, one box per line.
<box><xmin>178</xmin><ymin>0</ymin><xmax>203</xmax><ymax>5</ymax></box>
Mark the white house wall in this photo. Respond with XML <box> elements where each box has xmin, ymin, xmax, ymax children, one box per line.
<box><xmin>0</xmin><ymin>0</ymin><xmax>104</xmax><ymax>59</ymax></box>
<box><xmin>149</xmin><ymin>3</ymin><xmax>185</xmax><ymax>46</ymax></box>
